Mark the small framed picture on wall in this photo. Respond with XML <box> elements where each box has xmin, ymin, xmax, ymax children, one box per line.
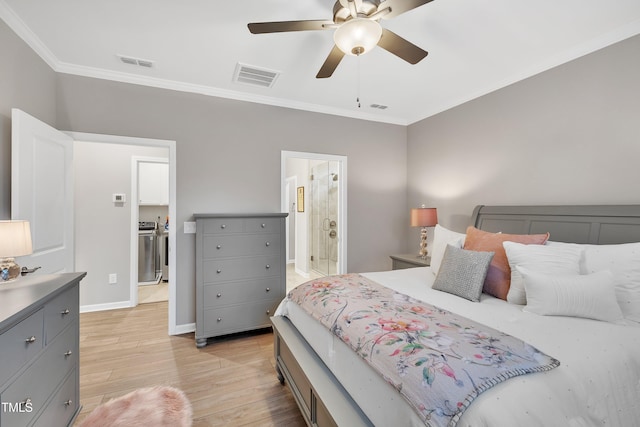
<box><xmin>297</xmin><ymin>187</ymin><xmax>304</xmax><ymax>212</ymax></box>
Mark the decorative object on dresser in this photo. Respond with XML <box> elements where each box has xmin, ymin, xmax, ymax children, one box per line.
<box><xmin>0</xmin><ymin>220</ymin><xmax>33</xmax><ymax>282</ymax></box>
<box><xmin>409</xmin><ymin>205</ymin><xmax>438</xmax><ymax>259</ymax></box>
<box><xmin>194</xmin><ymin>213</ymin><xmax>288</xmax><ymax>348</ymax></box>
<box><xmin>0</xmin><ymin>272</ymin><xmax>86</xmax><ymax>427</ymax></box>
<box><xmin>389</xmin><ymin>253</ymin><xmax>430</xmax><ymax>270</ymax></box>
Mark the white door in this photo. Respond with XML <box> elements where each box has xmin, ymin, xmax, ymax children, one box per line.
<box><xmin>11</xmin><ymin>109</ymin><xmax>74</xmax><ymax>273</ymax></box>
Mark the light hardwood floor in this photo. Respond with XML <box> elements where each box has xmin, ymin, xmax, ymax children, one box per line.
<box><xmin>74</xmin><ymin>301</ymin><xmax>305</xmax><ymax>426</ymax></box>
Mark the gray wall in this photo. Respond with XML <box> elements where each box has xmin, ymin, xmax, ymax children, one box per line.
<box><xmin>54</xmin><ymin>78</ymin><xmax>408</xmax><ymax>325</ymax></box>
<box><xmin>407</xmin><ymin>34</ymin><xmax>640</xmax><ymax>236</ymax></box>
<box><xmin>1</xmin><ymin>18</ymin><xmax>407</xmax><ymax>328</ymax></box>
<box><xmin>0</xmin><ymin>20</ymin><xmax>57</xmax><ymax>218</ymax></box>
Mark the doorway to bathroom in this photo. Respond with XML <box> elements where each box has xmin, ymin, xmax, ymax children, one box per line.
<box><xmin>309</xmin><ymin>160</ymin><xmax>340</xmax><ymax>277</ymax></box>
<box><xmin>281</xmin><ymin>151</ymin><xmax>347</xmax><ymax>292</ymax></box>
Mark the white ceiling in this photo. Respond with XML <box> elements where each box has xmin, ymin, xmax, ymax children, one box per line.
<box><xmin>1</xmin><ymin>0</ymin><xmax>639</xmax><ymax>125</ymax></box>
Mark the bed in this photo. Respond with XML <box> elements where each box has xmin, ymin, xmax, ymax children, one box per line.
<box><xmin>271</xmin><ymin>205</ymin><xmax>640</xmax><ymax>427</ymax></box>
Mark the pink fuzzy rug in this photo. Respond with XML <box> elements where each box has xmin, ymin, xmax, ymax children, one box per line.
<box><xmin>79</xmin><ymin>386</ymin><xmax>192</xmax><ymax>427</ymax></box>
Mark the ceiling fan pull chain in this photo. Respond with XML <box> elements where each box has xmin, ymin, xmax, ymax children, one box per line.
<box><xmin>356</xmin><ymin>55</ymin><xmax>361</xmax><ymax>108</ymax></box>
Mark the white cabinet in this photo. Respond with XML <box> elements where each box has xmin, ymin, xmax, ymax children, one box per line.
<box><xmin>139</xmin><ymin>162</ymin><xmax>168</xmax><ymax>205</ymax></box>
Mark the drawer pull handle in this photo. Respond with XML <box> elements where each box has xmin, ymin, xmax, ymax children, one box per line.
<box><xmin>261</xmin><ymin>223</ymin><xmax>266</xmax><ymax>228</ymax></box>
<box><xmin>65</xmin><ymin>400</ymin><xmax>73</xmax><ymax>406</ymax></box>
<box><xmin>265</xmin><ymin>264</ymin><xmax>270</xmax><ymax>269</ymax></box>
<box><xmin>216</xmin><ymin>269</ymin><xmax>222</xmax><ymax>274</ymax></box>
<box><xmin>265</xmin><ymin>242</ymin><xmax>270</xmax><ymax>247</ymax></box>
<box><xmin>266</xmin><ymin>287</ymin><xmax>270</xmax><ymax>292</ymax></box>
<box><xmin>266</xmin><ymin>310</ymin><xmax>271</xmax><ymax>315</ymax></box>
<box><xmin>217</xmin><ymin>317</ymin><xmax>222</xmax><ymax>322</ymax></box>
<box><xmin>65</xmin><ymin>350</ymin><xmax>73</xmax><ymax>357</ymax></box>
<box><xmin>25</xmin><ymin>336</ymin><xmax>37</xmax><ymax>344</ymax></box>
<box><xmin>220</xmin><ymin>224</ymin><xmax>226</xmax><ymax>229</ymax></box>
<box><xmin>61</xmin><ymin>309</ymin><xmax>71</xmax><ymax>315</ymax></box>
<box><xmin>216</xmin><ymin>245</ymin><xmax>221</xmax><ymax>249</ymax></box>
<box><xmin>216</xmin><ymin>293</ymin><xmax>222</xmax><ymax>298</ymax></box>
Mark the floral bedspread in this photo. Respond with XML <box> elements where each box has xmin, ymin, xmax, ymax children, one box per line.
<box><xmin>288</xmin><ymin>274</ymin><xmax>560</xmax><ymax>427</ymax></box>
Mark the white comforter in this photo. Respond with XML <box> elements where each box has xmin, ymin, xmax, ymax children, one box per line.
<box><xmin>278</xmin><ymin>267</ymin><xmax>640</xmax><ymax>427</ymax></box>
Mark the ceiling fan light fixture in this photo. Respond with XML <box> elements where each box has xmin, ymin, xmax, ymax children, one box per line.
<box><xmin>333</xmin><ymin>18</ymin><xmax>382</xmax><ymax>56</ymax></box>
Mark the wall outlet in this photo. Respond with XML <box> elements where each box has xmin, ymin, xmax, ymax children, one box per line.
<box><xmin>108</xmin><ymin>273</ymin><xmax>117</xmax><ymax>284</ymax></box>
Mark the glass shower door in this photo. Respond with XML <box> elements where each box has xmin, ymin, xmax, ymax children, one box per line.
<box><xmin>309</xmin><ymin>161</ymin><xmax>339</xmax><ymax>276</ymax></box>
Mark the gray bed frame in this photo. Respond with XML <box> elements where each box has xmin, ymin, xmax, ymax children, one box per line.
<box><xmin>271</xmin><ymin>204</ymin><xmax>640</xmax><ymax>427</ymax></box>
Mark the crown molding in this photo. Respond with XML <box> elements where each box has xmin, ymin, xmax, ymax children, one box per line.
<box><xmin>0</xmin><ymin>1</ymin><xmax>407</xmax><ymax>126</ymax></box>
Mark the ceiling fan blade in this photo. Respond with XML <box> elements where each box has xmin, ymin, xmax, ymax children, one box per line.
<box><xmin>248</xmin><ymin>20</ymin><xmax>335</xmax><ymax>34</ymax></box>
<box><xmin>378</xmin><ymin>0</ymin><xmax>434</xmax><ymax>19</ymax></box>
<box><xmin>378</xmin><ymin>28</ymin><xmax>428</xmax><ymax>64</ymax></box>
<box><xmin>316</xmin><ymin>45</ymin><xmax>345</xmax><ymax>79</ymax></box>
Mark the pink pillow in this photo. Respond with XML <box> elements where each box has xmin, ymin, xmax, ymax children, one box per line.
<box><xmin>463</xmin><ymin>226</ymin><xmax>550</xmax><ymax>300</ymax></box>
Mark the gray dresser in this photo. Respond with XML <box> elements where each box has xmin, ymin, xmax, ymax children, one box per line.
<box><xmin>194</xmin><ymin>213</ymin><xmax>287</xmax><ymax>348</ymax></box>
<box><xmin>0</xmin><ymin>272</ymin><xmax>86</xmax><ymax>427</ymax></box>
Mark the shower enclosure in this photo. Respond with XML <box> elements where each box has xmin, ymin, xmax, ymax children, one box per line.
<box><xmin>309</xmin><ymin>161</ymin><xmax>340</xmax><ymax>276</ymax></box>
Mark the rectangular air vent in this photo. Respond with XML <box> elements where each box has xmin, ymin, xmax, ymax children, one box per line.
<box><xmin>370</xmin><ymin>104</ymin><xmax>388</xmax><ymax>110</ymax></box>
<box><xmin>233</xmin><ymin>63</ymin><xmax>280</xmax><ymax>88</ymax></box>
<box><xmin>118</xmin><ymin>55</ymin><xmax>154</xmax><ymax>68</ymax></box>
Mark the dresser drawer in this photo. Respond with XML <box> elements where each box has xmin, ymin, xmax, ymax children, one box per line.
<box><xmin>203</xmin><ymin>233</ymin><xmax>281</xmax><ymax>258</ymax></box>
<box><xmin>201</xmin><ymin>299</ymin><xmax>281</xmax><ymax>336</ymax></box>
<box><xmin>1</xmin><ymin>320</ymin><xmax>78</xmax><ymax>427</ymax></box>
<box><xmin>32</xmin><ymin>369</ymin><xmax>78</xmax><ymax>427</ymax></box>
<box><xmin>245</xmin><ymin>217</ymin><xmax>282</xmax><ymax>234</ymax></box>
<box><xmin>203</xmin><ymin>277</ymin><xmax>283</xmax><ymax>308</ymax></box>
<box><xmin>44</xmin><ymin>285</ymin><xmax>79</xmax><ymax>344</ymax></box>
<box><xmin>203</xmin><ymin>255</ymin><xmax>281</xmax><ymax>283</ymax></box>
<box><xmin>0</xmin><ymin>309</ymin><xmax>44</xmax><ymax>386</ymax></box>
<box><xmin>201</xmin><ymin>218</ymin><xmax>244</xmax><ymax>234</ymax></box>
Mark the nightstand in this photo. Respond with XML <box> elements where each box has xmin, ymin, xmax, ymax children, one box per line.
<box><xmin>390</xmin><ymin>254</ymin><xmax>431</xmax><ymax>270</ymax></box>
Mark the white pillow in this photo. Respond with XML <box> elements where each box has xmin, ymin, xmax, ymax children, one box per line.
<box><xmin>580</xmin><ymin>242</ymin><xmax>640</xmax><ymax>323</ymax></box>
<box><xmin>518</xmin><ymin>267</ymin><xmax>625</xmax><ymax>323</ymax></box>
<box><xmin>430</xmin><ymin>224</ymin><xmax>466</xmax><ymax>275</ymax></box>
<box><xmin>504</xmin><ymin>241</ymin><xmax>583</xmax><ymax>305</ymax></box>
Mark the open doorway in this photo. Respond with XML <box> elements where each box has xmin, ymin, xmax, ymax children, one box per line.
<box><xmin>11</xmin><ymin>110</ymin><xmax>178</xmax><ymax>335</ymax></box>
<box><xmin>281</xmin><ymin>151</ymin><xmax>347</xmax><ymax>292</ymax></box>
<box><xmin>134</xmin><ymin>157</ymin><xmax>169</xmax><ymax>305</ymax></box>
<box><xmin>69</xmin><ymin>132</ymin><xmax>178</xmax><ymax>335</ymax></box>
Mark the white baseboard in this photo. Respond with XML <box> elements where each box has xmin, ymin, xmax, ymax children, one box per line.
<box><xmin>172</xmin><ymin>322</ymin><xmax>195</xmax><ymax>335</ymax></box>
<box><xmin>295</xmin><ymin>267</ymin><xmax>310</xmax><ymax>278</ymax></box>
<box><xmin>80</xmin><ymin>300</ymin><xmax>133</xmax><ymax>313</ymax></box>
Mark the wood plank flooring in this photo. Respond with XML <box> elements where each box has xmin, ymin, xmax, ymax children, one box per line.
<box><xmin>74</xmin><ymin>301</ymin><xmax>305</xmax><ymax>426</ymax></box>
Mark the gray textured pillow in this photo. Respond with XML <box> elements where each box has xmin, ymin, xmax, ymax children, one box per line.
<box><xmin>433</xmin><ymin>245</ymin><xmax>495</xmax><ymax>302</ymax></box>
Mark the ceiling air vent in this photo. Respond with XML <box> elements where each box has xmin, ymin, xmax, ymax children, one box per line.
<box><xmin>233</xmin><ymin>63</ymin><xmax>280</xmax><ymax>88</ymax></box>
<box><xmin>118</xmin><ymin>55</ymin><xmax>154</xmax><ymax>68</ymax></box>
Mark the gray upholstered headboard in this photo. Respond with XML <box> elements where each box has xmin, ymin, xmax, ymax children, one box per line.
<box><xmin>472</xmin><ymin>205</ymin><xmax>640</xmax><ymax>244</ymax></box>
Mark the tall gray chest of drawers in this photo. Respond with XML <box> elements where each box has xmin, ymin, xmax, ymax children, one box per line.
<box><xmin>0</xmin><ymin>272</ymin><xmax>86</xmax><ymax>427</ymax></box>
<box><xmin>194</xmin><ymin>213</ymin><xmax>288</xmax><ymax>348</ymax></box>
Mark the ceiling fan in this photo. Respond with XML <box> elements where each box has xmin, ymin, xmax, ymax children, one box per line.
<box><xmin>248</xmin><ymin>0</ymin><xmax>433</xmax><ymax>78</ymax></box>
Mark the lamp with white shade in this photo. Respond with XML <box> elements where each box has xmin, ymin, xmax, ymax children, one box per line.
<box><xmin>0</xmin><ymin>220</ymin><xmax>33</xmax><ymax>282</ymax></box>
<box><xmin>410</xmin><ymin>206</ymin><xmax>438</xmax><ymax>259</ymax></box>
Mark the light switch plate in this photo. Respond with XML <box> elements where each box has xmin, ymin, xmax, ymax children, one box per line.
<box><xmin>184</xmin><ymin>222</ymin><xmax>196</xmax><ymax>234</ymax></box>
